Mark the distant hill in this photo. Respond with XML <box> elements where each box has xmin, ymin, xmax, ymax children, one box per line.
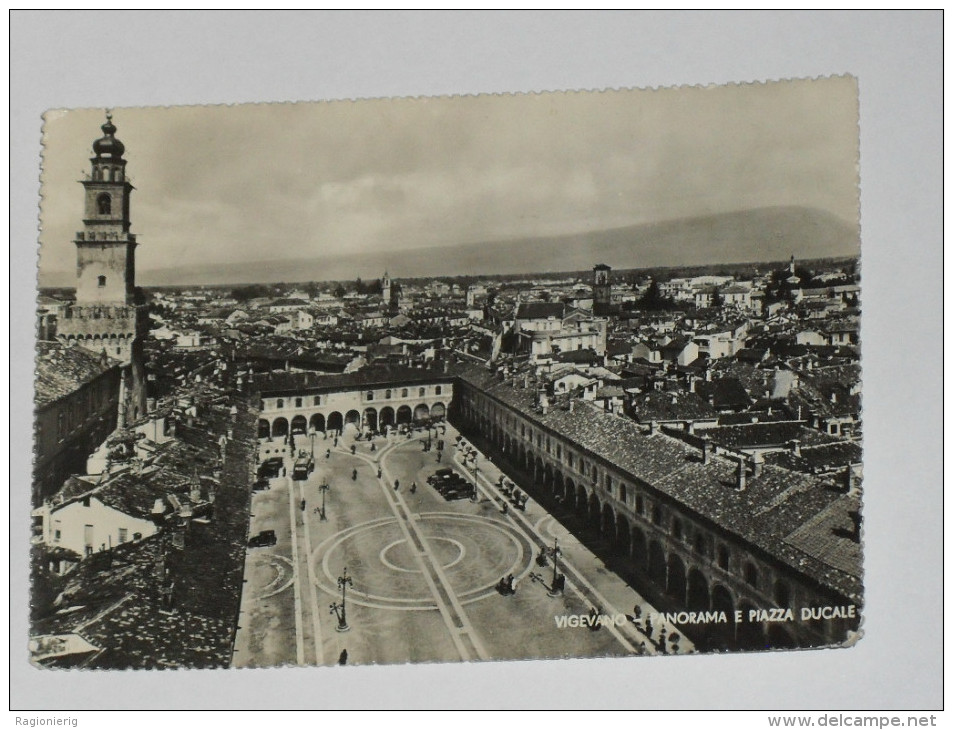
<box><xmin>40</xmin><ymin>205</ymin><xmax>859</xmax><ymax>288</ymax></box>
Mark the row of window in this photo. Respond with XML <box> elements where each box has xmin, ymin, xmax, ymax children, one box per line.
<box><xmin>267</xmin><ymin>385</ymin><xmax>444</xmax><ymax>410</ymax></box>
<box><xmin>52</xmin><ymin>377</ymin><xmax>113</xmax><ymax>442</ymax></box>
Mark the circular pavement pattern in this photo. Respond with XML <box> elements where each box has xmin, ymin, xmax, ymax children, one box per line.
<box><xmin>312</xmin><ymin>513</ymin><xmax>535</xmax><ymax>611</ymax></box>
<box><xmin>246</xmin><ymin>553</ymin><xmax>295</xmax><ymax>601</ymax></box>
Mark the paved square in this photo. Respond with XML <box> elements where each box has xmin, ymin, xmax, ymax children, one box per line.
<box><xmin>234</xmin><ymin>423</ymin><xmax>690</xmax><ymax>667</ymax></box>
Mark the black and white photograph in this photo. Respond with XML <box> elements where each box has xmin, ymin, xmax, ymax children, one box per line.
<box><xmin>11</xmin><ymin>9</ymin><xmax>942</xmax><ymax>716</ymax></box>
<box><xmin>30</xmin><ymin>77</ymin><xmax>865</xmax><ymax>670</ymax></box>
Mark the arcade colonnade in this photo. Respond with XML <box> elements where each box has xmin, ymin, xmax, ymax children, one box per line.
<box><xmin>257</xmin><ymin>382</ymin><xmax>450</xmax><ymax>440</ymax></box>
<box><xmin>450</xmin><ymin>381</ymin><xmax>860</xmax><ymax>650</ymax></box>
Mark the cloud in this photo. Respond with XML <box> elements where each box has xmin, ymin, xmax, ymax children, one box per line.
<box><xmin>38</xmin><ymin>77</ymin><xmax>859</xmax><ymax>279</ymax></box>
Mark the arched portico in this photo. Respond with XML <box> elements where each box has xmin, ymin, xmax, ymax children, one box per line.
<box><xmin>364</xmin><ymin>407</ymin><xmax>378</xmax><ymax>431</ymax></box>
<box><xmin>309</xmin><ymin>413</ymin><xmax>325</xmax><ymax>433</ymax></box>
<box><xmin>668</xmin><ymin>553</ymin><xmax>687</xmax><ymax>603</ymax></box>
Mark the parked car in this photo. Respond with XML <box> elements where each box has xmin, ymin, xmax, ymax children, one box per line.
<box><xmin>252</xmin><ymin>478</ymin><xmax>270</xmax><ymax>492</ymax></box>
<box><xmin>428</xmin><ymin>467</ymin><xmax>457</xmax><ymax>486</ymax></box>
<box><xmin>248</xmin><ymin>530</ymin><xmax>277</xmax><ymax>548</ymax></box>
<box><xmin>440</xmin><ymin>483</ymin><xmax>474</xmax><ymax>501</ymax></box>
<box><xmin>258</xmin><ymin>458</ymin><xmax>283</xmax><ymax>479</ymax></box>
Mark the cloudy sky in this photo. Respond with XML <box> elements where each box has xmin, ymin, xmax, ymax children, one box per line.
<box><xmin>38</xmin><ymin>76</ymin><xmax>859</xmax><ymax>282</ymax></box>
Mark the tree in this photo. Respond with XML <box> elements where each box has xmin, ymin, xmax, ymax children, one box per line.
<box><xmin>333</xmin><ymin>284</ymin><xmax>347</xmax><ymax>299</ymax></box>
<box><xmin>636</xmin><ymin>279</ymin><xmax>674</xmax><ymax>311</ymax></box>
<box><xmin>230</xmin><ymin>284</ymin><xmax>272</xmax><ymax>302</ymax></box>
<box><xmin>711</xmin><ymin>287</ymin><xmax>724</xmax><ymax>307</ymax></box>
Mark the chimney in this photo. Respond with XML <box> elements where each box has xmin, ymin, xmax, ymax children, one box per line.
<box><xmin>569</xmin><ymin>400</ymin><xmax>575</xmax><ymax>413</ymax></box>
<box><xmin>844</xmin><ymin>464</ymin><xmax>859</xmax><ymax>494</ymax></box>
<box><xmin>752</xmin><ymin>451</ymin><xmax>764</xmax><ymax>478</ymax></box>
<box><xmin>736</xmin><ymin>457</ymin><xmax>747</xmax><ymax>491</ymax></box>
<box><xmin>701</xmin><ymin>439</ymin><xmax>711</xmax><ymax>465</ymax></box>
<box><xmin>689</xmin><ymin>376</ymin><xmax>697</xmax><ymax>393</ymax></box>
<box><xmin>789</xmin><ymin>439</ymin><xmax>801</xmax><ymax>457</ymax></box>
<box><xmin>649</xmin><ymin>420</ymin><xmax>657</xmax><ymax>436</ymax></box>
<box><xmin>705</xmin><ymin>368</ymin><xmax>712</xmax><ymax>382</ymax></box>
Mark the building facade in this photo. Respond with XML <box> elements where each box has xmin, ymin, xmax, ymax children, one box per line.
<box><xmin>254</xmin><ymin>367</ymin><xmax>454</xmax><ymax>439</ymax></box>
<box><xmin>33</xmin><ymin>342</ymin><xmax>122</xmax><ymax>504</ymax></box>
<box><xmin>56</xmin><ymin>113</ymin><xmax>148</xmax><ymax>426</ymax></box>
<box><xmin>449</xmin><ymin>366</ymin><xmax>861</xmax><ymax>651</ymax></box>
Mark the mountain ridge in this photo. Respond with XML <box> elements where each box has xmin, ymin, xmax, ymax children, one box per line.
<box><xmin>39</xmin><ymin>206</ymin><xmax>859</xmax><ymax>287</ymax></box>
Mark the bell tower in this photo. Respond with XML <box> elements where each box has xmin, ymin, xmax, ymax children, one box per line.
<box><xmin>592</xmin><ymin>263</ymin><xmax>612</xmax><ymax>316</ymax></box>
<box><xmin>381</xmin><ymin>270</ymin><xmax>393</xmax><ymax>311</ymax></box>
<box><xmin>58</xmin><ymin>112</ymin><xmax>147</xmax><ymax>424</ymax></box>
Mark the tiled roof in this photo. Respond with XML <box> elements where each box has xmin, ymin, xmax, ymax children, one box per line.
<box><xmin>32</xmin><ymin>393</ymin><xmax>261</xmax><ymax>668</ymax></box>
<box><xmin>766</xmin><ymin>441</ymin><xmax>863</xmax><ymax>473</ymax></box>
<box><xmin>630</xmin><ymin>391</ymin><xmax>719</xmax><ymax>423</ymax></box>
<box><xmin>255</xmin><ymin>364</ymin><xmax>453</xmax><ymax>397</ymax></box>
<box><xmin>451</xmin><ymin>363</ymin><xmax>861</xmax><ymax>598</ymax></box>
<box><xmin>516</xmin><ymin>301</ymin><xmax>565</xmax><ymax>320</ymax></box>
<box><xmin>703</xmin><ymin>422</ymin><xmax>821</xmax><ymax>450</ymax></box>
<box><xmin>555</xmin><ymin>348</ymin><xmax>600</xmax><ymax>364</ymax></box>
<box><xmin>35</xmin><ymin>342</ymin><xmax>120</xmax><ymax>409</ymax></box>
<box><xmin>695</xmin><ymin>378</ymin><xmax>752</xmax><ymax>409</ymax></box>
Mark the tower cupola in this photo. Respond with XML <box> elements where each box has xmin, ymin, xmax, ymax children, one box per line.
<box><xmin>92</xmin><ymin>113</ymin><xmax>126</xmax><ymax>159</ymax></box>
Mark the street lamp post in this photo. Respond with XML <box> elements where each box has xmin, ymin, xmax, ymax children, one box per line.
<box><xmin>547</xmin><ymin>538</ymin><xmax>564</xmax><ymax>597</ymax></box>
<box><xmin>330</xmin><ymin>566</ymin><xmax>353</xmax><ymax>632</ymax></box>
<box><xmin>318</xmin><ymin>482</ymin><xmax>329</xmax><ymax>521</ymax></box>
<box><xmin>471</xmin><ymin>456</ymin><xmax>480</xmax><ymax>501</ymax></box>
<box><xmin>310</xmin><ymin>431</ymin><xmax>315</xmax><ymax>458</ymax></box>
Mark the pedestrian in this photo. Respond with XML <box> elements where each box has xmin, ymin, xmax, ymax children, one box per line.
<box><xmin>281</xmin><ymin>466</ymin><xmax>286</xmax><ymax>477</ymax></box>
<box><xmin>326</xmin><ymin>449</ymin><xmax>330</xmax><ymax>459</ymax></box>
<box><xmin>639</xmin><ymin>641</ymin><xmax>647</xmax><ymax>654</ymax></box>
<box><xmin>351</xmin><ymin>445</ymin><xmax>356</xmax><ymax>455</ymax></box>
<box><xmin>338</xmin><ymin>649</ymin><xmax>348</xmax><ymax>666</ymax></box>
<box><xmin>410</xmin><ymin>482</ymin><xmax>417</xmax><ymax>494</ymax></box>
<box><xmin>645</xmin><ymin>618</ymin><xmax>653</xmax><ymax>638</ymax></box>
<box><xmin>377</xmin><ymin>467</ymin><xmax>382</xmax><ymax>478</ymax></box>
<box><xmin>352</xmin><ymin>468</ymin><xmax>357</xmax><ymax>481</ymax></box>
<box><xmin>394</xmin><ymin>479</ymin><xmax>400</xmax><ymax>491</ymax></box>
<box><xmin>300</xmin><ymin>499</ymin><xmax>306</xmax><ymax>512</ymax></box>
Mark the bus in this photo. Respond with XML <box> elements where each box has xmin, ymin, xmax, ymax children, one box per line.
<box><xmin>292</xmin><ymin>454</ymin><xmax>313</xmax><ymax>480</ymax></box>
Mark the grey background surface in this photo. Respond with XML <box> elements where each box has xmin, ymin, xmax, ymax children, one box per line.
<box><xmin>10</xmin><ymin>10</ymin><xmax>942</xmax><ymax>710</ymax></box>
